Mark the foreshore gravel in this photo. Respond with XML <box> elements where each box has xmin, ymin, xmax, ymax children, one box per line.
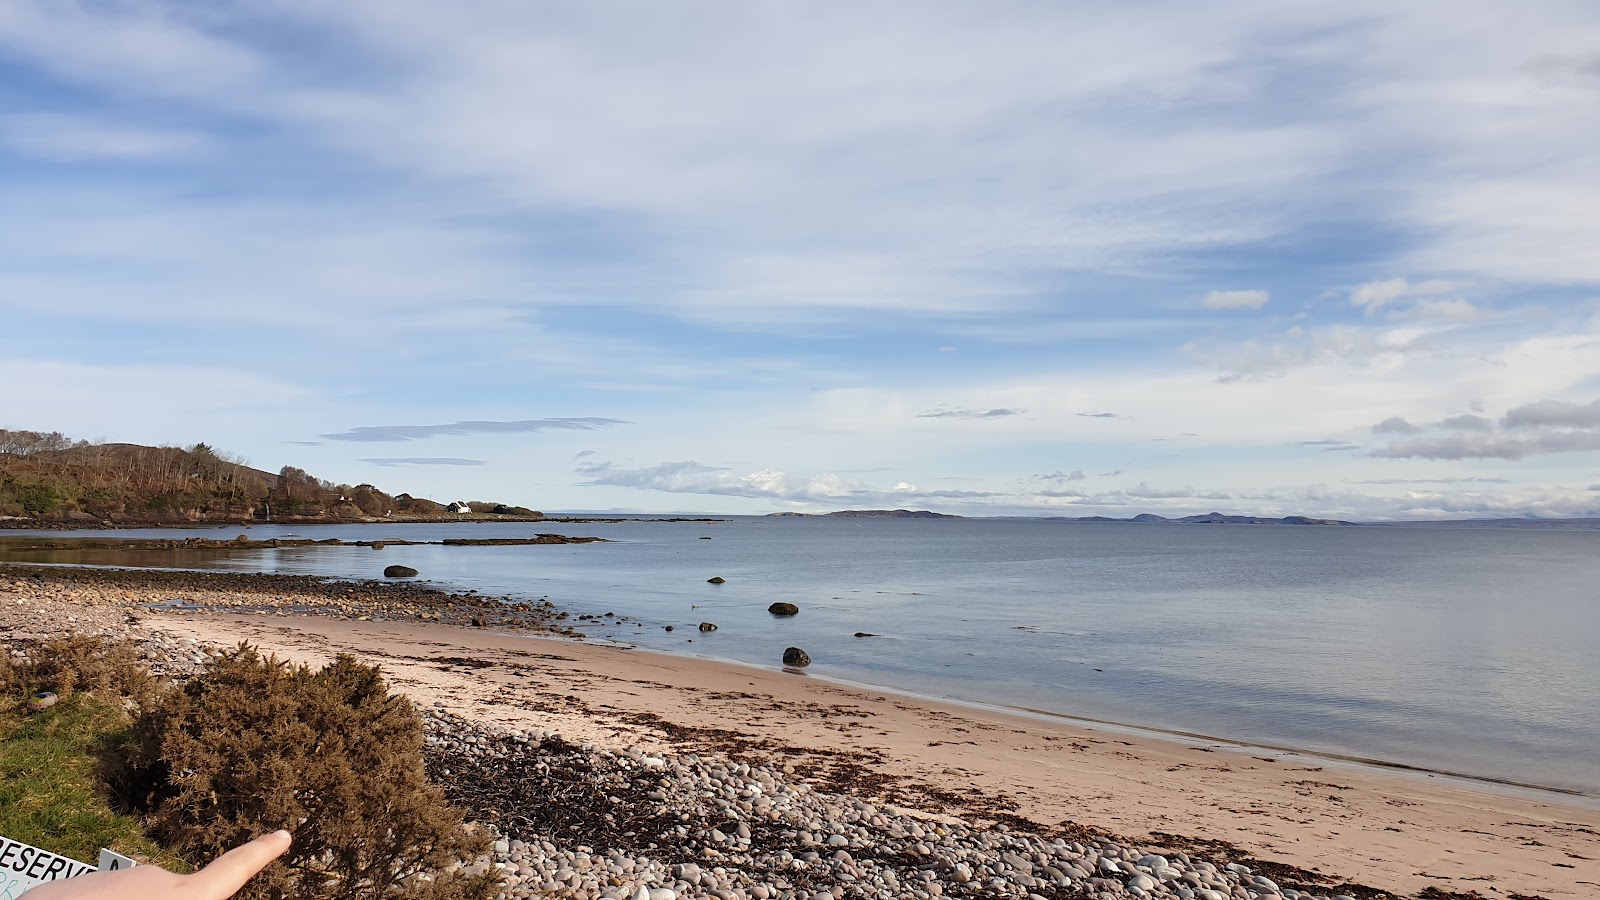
<box><xmin>423</xmin><ymin>709</ymin><xmax>1372</xmax><ymax>900</ymax></box>
<box><xmin>0</xmin><ymin>563</ymin><xmax>1577</xmax><ymax>900</ymax></box>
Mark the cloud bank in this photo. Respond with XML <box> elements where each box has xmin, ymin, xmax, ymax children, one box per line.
<box><xmin>322</xmin><ymin>418</ymin><xmax>629</xmax><ymax>442</ymax></box>
<box><xmin>1202</xmin><ymin>289</ymin><xmax>1270</xmax><ymax>310</ymax></box>
<box><xmin>915</xmin><ymin>407</ymin><xmax>1025</xmax><ymax>420</ymax></box>
<box><xmin>360</xmin><ymin>457</ymin><xmax>486</xmax><ymax>467</ymax></box>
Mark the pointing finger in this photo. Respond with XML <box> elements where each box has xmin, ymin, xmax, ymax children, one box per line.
<box><xmin>185</xmin><ymin>830</ymin><xmax>292</xmax><ymax>899</ymax></box>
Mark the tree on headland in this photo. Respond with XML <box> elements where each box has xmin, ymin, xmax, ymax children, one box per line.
<box><xmin>0</xmin><ymin>428</ymin><xmax>543</xmax><ymax>524</ymax></box>
<box><xmin>0</xmin><ymin>429</ymin><xmax>276</xmax><ymax>522</ymax></box>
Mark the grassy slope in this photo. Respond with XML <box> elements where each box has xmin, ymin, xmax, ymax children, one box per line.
<box><xmin>0</xmin><ymin>693</ymin><xmax>186</xmax><ymax>870</ymax></box>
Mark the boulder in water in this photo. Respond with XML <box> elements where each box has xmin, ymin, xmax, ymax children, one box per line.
<box><xmin>383</xmin><ymin>565</ymin><xmax>419</xmax><ymax>578</ymax></box>
<box><xmin>782</xmin><ymin>647</ymin><xmax>811</xmax><ymax>666</ymax></box>
<box><xmin>706</xmin><ymin>576</ymin><xmax>726</xmax><ymax>584</ymax></box>
<box><xmin>768</xmin><ymin>602</ymin><xmax>800</xmax><ymax>617</ymax></box>
<box><xmin>698</xmin><ymin>622</ymin><xmax>718</xmax><ymax>632</ymax></box>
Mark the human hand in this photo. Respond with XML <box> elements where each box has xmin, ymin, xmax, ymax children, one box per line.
<box><xmin>23</xmin><ymin>830</ymin><xmax>291</xmax><ymax>900</ymax></box>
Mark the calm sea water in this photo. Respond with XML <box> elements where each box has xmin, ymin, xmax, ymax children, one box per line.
<box><xmin>4</xmin><ymin>517</ymin><xmax>1597</xmax><ymax>797</ymax></box>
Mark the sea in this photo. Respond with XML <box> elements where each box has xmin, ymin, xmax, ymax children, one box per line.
<box><xmin>3</xmin><ymin>516</ymin><xmax>1597</xmax><ymax>799</ymax></box>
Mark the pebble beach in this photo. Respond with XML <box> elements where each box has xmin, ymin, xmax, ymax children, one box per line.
<box><xmin>3</xmin><ymin>564</ymin><xmax>1596</xmax><ymax>900</ymax></box>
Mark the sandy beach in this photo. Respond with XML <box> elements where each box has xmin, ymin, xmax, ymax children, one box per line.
<box><xmin>4</xmin><ymin>564</ymin><xmax>1596</xmax><ymax>899</ymax></box>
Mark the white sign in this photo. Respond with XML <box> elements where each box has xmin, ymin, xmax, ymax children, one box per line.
<box><xmin>0</xmin><ymin>836</ymin><xmax>96</xmax><ymax>899</ymax></box>
<box><xmin>96</xmin><ymin>849</ymin><xmax>137</xmax><ymax>872</ymax></box>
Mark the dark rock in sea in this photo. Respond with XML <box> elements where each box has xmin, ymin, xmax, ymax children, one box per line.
<box><xmin>854</xmin><ymin>632</ymin><xmax>877</xmax><ymax>638</ymax></box>
<box><xmin>768</xmin><ymin>602</ymin><xmax>799</xmax><ymax>617</ymax></box>
<box><xmin>664</xmin><ymin>625</ymin><xmax>674</xmax><ymax>632</ymax></box>
<box><xmin>383</xmin><ymin>565</ymin><xmax>419</xmax><ymax>578</ymax></box>
<box><xmin>370</xmin><ymin>541</ymin><xmax>385</xmax><ymax>550</ymax></box>
<box><xmin>698</xmin><ymin>622</ymin><xmax>718</xmax><ymax>632</ymax></box>
<box><xmin>782</xmin><ymin>647</ymin><xmax>811</xmax><ymax>666</ymax></box>
<box><xmin>699</xmin><ymin>536</ymin><xmax>712</xmax><ymax>540</ymax></box>
<box><xmin>707</xmin><ymin>576</ymin><xmax>726</xmax><ymax>584</ymax></box>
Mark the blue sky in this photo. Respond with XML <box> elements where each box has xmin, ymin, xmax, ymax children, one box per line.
<box><xmin>3</xmin><ymin>1</ymin><xmax>1599</xmax><ymax>519</ymax></box>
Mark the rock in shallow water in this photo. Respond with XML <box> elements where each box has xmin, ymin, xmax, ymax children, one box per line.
<box><xmin>383</xmin><ymin>565</ymin><xmax>419</xmax><ymax>578</ymax></box>
<box><xmin>783</xmin><ymin>647</ymin><xmax>811</xmax><ymax>666</ymax></box>
<box><xmin>698</xmin><ymin>622</ymin><xmax>719</xmax><ymax>632</ymax></box>
<box><xmin>767</xmin><ymin>602</ymin><xmax>799</xmax><ymax>616</ymax></box>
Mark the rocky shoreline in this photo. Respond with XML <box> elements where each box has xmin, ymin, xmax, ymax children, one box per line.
<box><xmin>1</xmin><ymin>565</ymin><xmax>1586</xmax><ymax>900</ymax></box>
<box><xmin>0</xmin><ymin>534</ymin><xmax>606</xmax><ymax>552</ymax></box>
<box><xmin>0</xmin><ymin>563</ymin><xmax>580</xmax><ymax>634</ymax></box>
<box><xmin>0</xmin><ymin>516</ymin><xmax>724</xmax><ymax>530</ymax></box>
<box><xmin>422</xmin><ymin>710</ymin><xmax>1382</xmax><ymax>900</ymax></box>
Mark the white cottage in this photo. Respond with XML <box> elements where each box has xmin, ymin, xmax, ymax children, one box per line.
<box><xmin>447</xmin><ymin>501</ymin><xmax>471</xmax><ymax>514</ymax></box>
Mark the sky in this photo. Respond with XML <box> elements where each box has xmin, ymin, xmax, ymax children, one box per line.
<box><xmin>3</xmin><ymin>2</ymin><xmax>1600</xmax><ymax>519</ymax></box>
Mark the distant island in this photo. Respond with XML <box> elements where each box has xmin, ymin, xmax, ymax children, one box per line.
<box><xmin>1052</xmin><ymin>512</ymin><xmax>1356</xmax><ymax>526</ymax></box>
<box><xmin>767</xmin><ymin>509</ymin><xmax>962</xmax><ymax>519</ymax></box>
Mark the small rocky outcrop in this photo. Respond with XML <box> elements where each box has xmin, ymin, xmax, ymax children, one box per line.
<box><xmin>767</xmin><ymin>602</ymin><xmax>799</xmax><ymax>617</ymax></box>
<box><xmin>706</xmin><ymin>576</ymin><xmax>726</xmax><ymax>584</ymax></box>
<box><xmin>383</xmin><ymin>565</ymin><xmax>419</xmax><ymax>578</ymax></box>
<box><xmin>698</xmin><ymin>622</ymin><xmax>718</xmax><ymax>632</ymax></box>
<box><xmin>782</xmin><ymin>647</ymin><xmax>811</xmax><ymax>666</ymax></box>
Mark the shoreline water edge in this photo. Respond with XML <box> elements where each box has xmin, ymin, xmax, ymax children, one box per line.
<box><xmin>4</xmin><ymin>563</ymin><xmax>1597</xmax><ymax>900</ymax></box>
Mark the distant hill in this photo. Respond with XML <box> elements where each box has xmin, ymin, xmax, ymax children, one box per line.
<box><xmin>0</xmin><ymin>428</ymin><xmax>541</xmax><ymax>527</ymax></box>
<box><xmin>827</xmin><ymin>509</ymin><xmax>960</xmax><ymax>518</ymax></box>
<box><xmin>766</xmin><ymin>509</ymin><xmax>961</xmax><ymax>519</ymax></box>
<box><xmin>1048</xmin><ymin>511</ymin><xmax>1356</xmax><ymax>526</ymax></box>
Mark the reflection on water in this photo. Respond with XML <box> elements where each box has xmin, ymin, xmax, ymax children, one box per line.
<box><xmin>0</xmin><ymin>548</ymin><xmax>255</xmax><ymax>569</ymax></box>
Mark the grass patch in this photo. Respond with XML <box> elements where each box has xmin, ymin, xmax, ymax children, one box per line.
<box><xmin>0</xmin><ymin>692</ymin><xmax>186</xmax><ymax>870</ymax></box>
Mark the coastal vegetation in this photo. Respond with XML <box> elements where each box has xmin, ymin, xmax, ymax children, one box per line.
<box><xmin>0</xmin><ymin>428</ymin><xmax>540</xmax><ymax>526</ymax></box>
<box><xmin>1</xmin><ymin>634</ymin><xmax>493</xmax><ymax>899</ymax></box>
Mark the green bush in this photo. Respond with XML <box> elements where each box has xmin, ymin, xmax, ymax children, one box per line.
<box><xmin>126</xmin><ymin>647</ymin><xmax>493</xmax><ymax>900</ymax></box>
<box><xmin>8</xmin><ymin>479</ymin><xmax>67</xmax><ymax>516</ymax></box>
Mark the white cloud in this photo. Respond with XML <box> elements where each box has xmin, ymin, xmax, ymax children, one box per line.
<box><xmin>1186</xmin><ymin>323</ymin><xmax>1437</xmax><ymax>382</ymax></box>
<box><xmin>1372</xmin><ymin>428</ymin><xmax>1600</xmax><ymax>461</ymax></box>
<box><xmin>915</xmin><ymin>406</ymin><xmax>1026</xmax><ymax>420</ymax></box>
<box><xmin>1372</xmin><ymin>416</ymin><xmax>1419</xmax><ymax>434</ymax></box>
<box><xmin>574</xmin><ymin>459</ymin><xmax>995</xmax><ymax>506</ymax></box>
<box><xmin>0</xmin><ymin>358</ymin><xmax>317</xmax><ymax>442</ymax></box>
<box><xmin>1202</xmin><ymin>289</ymin><xmax>1270</xmax><ymax>310</ymax></box>
<box><xmin>0</xmin><ymin>114</ymin><xmax>211</xmax><ymax>161</ymax></box>
<box><xmin>1502</xmin><ymin>397</ymin><xmax>1600</xmax><ymax>429</ymax></box>
<box><xmin>1403</xmin><ymin>298</ymin><xmax>1486</xmax><ymax>321</ymax></box>
<box><xmin>360</xmin><ymin>457</ymin><xmax>486</xmax><ymax>467</ymax></box>
<box><xmin>1350</xmin><ymin>277</ymin><xmax>1458</xmax><ymax>311</ymax></box>
<box><xmin>1435</xmin><ymin>413</ymin><xmax>1493</xmax><ymax>431</ymax></box>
